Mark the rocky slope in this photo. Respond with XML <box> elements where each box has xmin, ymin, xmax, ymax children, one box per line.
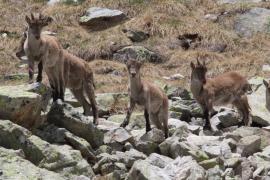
<box><xmin>0</xmin><ymin>76</ymin><xmax>270</xmax><ymax>180</ymax></box>
<box><xmin>1</xmin><ymin>0</ymin><xmax>270</xmax><ymax>179</ymax></box>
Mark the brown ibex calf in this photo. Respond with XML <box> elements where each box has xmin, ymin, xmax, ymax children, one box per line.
<box><xmin>190</xmin><ymin>59</ymin><xmax>251</xmax><ymax>129</ymax></box>
<box><xmin>24</xmin><ymin>13</ymin><xmax>99</xmax><ymax>124</ymax></box>
<box><xmin>263</xmin><ymin>79</ymin><xmax>270</xmax><ymax>111</ymax></box>
<box><xmin>120</xmin><ymin>60</ymin><xmax>169</xmax><ymax>138</ymax></box>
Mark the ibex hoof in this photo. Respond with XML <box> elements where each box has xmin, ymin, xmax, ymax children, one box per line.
<box><xmin>146</xmin><ymin>127</ymin><xmax>152</xmax><ymax>133</ymax></box>
<box><xmin>120</xmin><ymin>121</ymin><xmax>128</xmax><ymax>128</ymax></box>
<box><xmin>93</xmin><ymin>118</ymin><xmax>99</xmax><ymax>125</ymax></box>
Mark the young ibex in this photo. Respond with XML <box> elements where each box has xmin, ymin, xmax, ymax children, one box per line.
<box><xmin>263</xmin><ymin>79</ymin><xmax>270</xmax><ymax>111</ymax></box>
<box><xmin>120</xmin><ymin>60</ymin><xmax>169</xmax><ymax>138</ymax></box>
<box><xmin>25</xmin><ymin>13</ymin><xmax>99</xmax><ymax>124</ymax></box>
<box><xmin>190</xmin><ymin>59</ymin><xmax>251</xmax><ymax>129</ymax></box>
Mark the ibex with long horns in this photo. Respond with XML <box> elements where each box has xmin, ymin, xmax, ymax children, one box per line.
<box><xmin>24</xmin><ymin>13</ymin><xmax>99</xmax><ymax>124</ymax></box>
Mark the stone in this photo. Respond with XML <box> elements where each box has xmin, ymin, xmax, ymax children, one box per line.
<box><xmin>204</xmin><ymin>14</ymin><xmax>219</xmax><ymax>22</ymax></box>
<box><xmin>247</xmin><ymin>79</ymin><xmax>270</xmax><ymax>126</ymax></box>
<box><xmin>164</xmin><ymin>85</ymin><xmax>191</xmax><ymax>100</ymax></box>
<box><xmin>237</xmin><ymin>135</ymin><xmax>261</xmax><ymax>157</ymax></box>
<box><xmin>202</xmin><ymin>144</ymin><xmax>222</xmax><ymax>158</ymax></box>
<box><xmin>218</xmin><ymin>0</ymin><xmax>264</xmax><ymax>4</ymax></box>
<box><xmin>47</xmin><ymin>101</ymin><xmax>104</xmax><ymax>148</ymax></box>
<box><xmin>0</xmin><ymin>120</ymin><xmax>95</xmax><ymax>178</ymax></box>
<box><xmin>199</xmin><ymin>158</ymin><xmax>220</xmax><ymax>170</ymax></box>
<box><xmin>126</xmin><ymin>156</ymin><xmax>206</xmax><ymax>180</ymax></box>
<box><xmin>164</xmin><ymin>156</ymin><xmax>206</xmax><ymax>179</ymax></box>
<box><xmin>163</xmin><ymin>73</ymin><xmax>184</xmax><ymax>81</ymax></box>
<box><xmin>113</xmin><ymin>45</ymin><xmax>163</xmax><ymax>63</ymax></box>
<box><xmin>104</xmin><ymin>127</ymin><xmax>134</xmax><ymax>151</ymax></box>
<box><xmin>97</xmin><ymin>118</ymin><xmax>119</xmax><ymax>133</ymax></box>
<box><xmin>115</xmin><ymin>149</ymin><xmax>147</xmax><ymax>168</ymax></box>
<box><xmin>4</xmin><ymin>73</ymin><xmax>28</xmax><ymax>81</ymax></box>
<box><xmin>0</xmin><ymin>147</ymin><xmax>65</xmax><ymax>180</ymax></box>
<box><xmin>95</xmin><ymin>145</ymin><xmax>112</xmax><ymax>155</ymax></box>
<box><xmin>0</xmin><ymin>83</ymin><xmax>51</xmax><ymax>128</ymax></box>
<box><xmin>240</xmin><ymin>159</ymin><xmax>254</xmax><ymax>180</ymax></box>
<box><xmin>224</xmin><ymin>157</ymin><xmax>241</xmax><ymax>168</ymax></box>
<box><xmin>48</xmin><ymin>0</ymin><xmax>85</xmax><ymax>5</ymax></box>
<box><xmin>93</xmin><ymin>171</ymin><xmax>121</xmax><ymax>180</ymax></box>
<box><xmin>107</xmin><ymin>113</ymin><xmax>145</xmax><ymax>129</ymax></box>
<box><xmin>79</xmin><ymin>7</ymin><xmax>127</xmax><ymax>30</ymax></box>
<box><xmin>34</xmin><ymin>123</ymin><xmax>96</xmax><ymax>161</ymax></box>
<box><xmin>234</xmin><ymin>8</ymin><xmax>270</xmax><ymax>37</ymax></box>
<box><xmin>94</xmin><ymin>149</ymin><xmax>146</xmax><ymax>174</ymax></box>
<box><xmin>186</xmin><ymin>134</ymin><xmax>222</xmax><ymax>147</ymax></box>
<box><xmin>262</xmin><ymin>64</ymin><xmax>270</xmax><ymax>72</ymax></box>
<box><xmin>207</xmin><ymin>166</ymin><xmax>223</xmax><ymax>180</ymax></box>
<box><xmin>211</xmin><ymin>108</ymin><xmax>240</xmax><ymax>128</ymax></box>
<box><xmin>126</xmin><ymin>160</ymin><xmax>170</xmax><ymax>180</ymax></box>
<box><xmin>146</xmin><ymin>153</ymin><xmax>173</xmax><ymax>168</ymax></box>
<box><xmin>135</xmin><ymin>141</ymin><xmax>159</xmax><ymax>156</ymax></box>
<box><xmin>139</xmin><ymin>128</ymin><xmax>165</xmax><ymax>144</ymax></box>
<box><xmin>122</xmin><ymin>28</ymin><xmax>149</xmax><ymax>42</ymax></box>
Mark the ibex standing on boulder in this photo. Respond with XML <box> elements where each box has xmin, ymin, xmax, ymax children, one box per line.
<box><xmin>190</xmin><ymin>59</ymin><xmax>251</xmax><ymax>129</ymax></box>
<box><xmin>24</xmin><ymin>13</ymin><xmax>99</xmax><ymax>124</ymax></box>
<box><xmin>17</xmin><ymin>28</ymin><xmax>59</xmax><ymax>83</ymax></box>
<box><xmin>120</xmin><ymin>60</ymin><xmax>169</xmax><ymax>138</ymax></box>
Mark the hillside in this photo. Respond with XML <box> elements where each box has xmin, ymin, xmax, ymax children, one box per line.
<box><xmin>1</xmin><ymin>0</ymin><xmax>270</xmax><ymax>91</ymax></box>
<box><xmin>1</xmin><ymin>0</ymin><xmax>270</xmax><ymax>180</ymax></box>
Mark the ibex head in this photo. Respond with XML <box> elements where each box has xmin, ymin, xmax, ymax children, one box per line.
<box><xmin>126</xmin><ymin>59</ymin><xmax>142</xmax><ymax>78</ymax></box>
<box><xmin>190</xmin><ymin>57</ymin><xmax>207</xmax><ymax>84</ymax></box>
<box><xmin>25</xmin><ymin>13</ymin><xmax>53</xmax><ymax>39</ymax></box>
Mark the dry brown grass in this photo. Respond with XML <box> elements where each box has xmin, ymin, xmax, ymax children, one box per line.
<box><xmin>1</xmin><ymin>0</ymin><xmax>270</xmax><ymax>92</ymax></box>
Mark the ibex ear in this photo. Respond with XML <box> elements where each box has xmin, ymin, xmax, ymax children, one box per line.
<box><xmin>25</xmin><ymin>15</ymin><xmax>31</xmax><ymax>24</ymax></box>
<box><xmin>190</xmin><ymin>62</ymin><xmax>195</xmax><ymax>69</ymax></box>
<box><xmin>263</xmin><ymin>79</ymin><xmax>269</xmax><ymax>87</ymax></box>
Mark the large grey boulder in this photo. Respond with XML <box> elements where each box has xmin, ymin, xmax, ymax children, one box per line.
<box><xmin>0</xmin><ymin>83</ymin><xmax>50</xmax><ymax>128</ymax></box>
<box><xmin>113</xmin><ymin>45</ymin><xmax>163</xmax><ymax>63</ymax></box>
<box><xmin>47</xmin><ymin>101</ymin><xmax>104</xmax><ymax>148</ymax></box>
<box><xmin>0</xmin><ymin>120</ymin><xmax>95</xmax><ymax>178</ymax></box>
<box><xmin>79</xmin><ymin>7</ymin><xmax>127</xmax><ymax>30</ymax></box>
<box><xmin>210</xmin><ymin>108</ymin><xmax>240</xmax><ymax>130</ymax></box>
<box><xmin>0</xmin><ymin>147</ymin><xmax>65</xmax><ymax>180</ymax></box>
<box><xmin>234</xmin><ymin>8</ymin><xmax>270</xmax><ymax>37</ymax></box>
<box><xmin>247</xmin><ymin>77</ymin><xmax>270</xmax><ymax>126</ymax></box>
